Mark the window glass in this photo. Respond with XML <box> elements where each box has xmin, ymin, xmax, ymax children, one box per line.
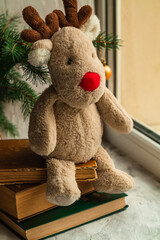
<box><xmin>120</xmin><ymin>0</ymin><xmax>160</xmax><ymax>135</ymax></box>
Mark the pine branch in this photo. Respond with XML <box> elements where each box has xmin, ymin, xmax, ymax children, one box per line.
<box><xmin>93</xmin><ymin>32</ymin><xmax>123</xmax><ymax>50</ymax></box>
<box><xmin>0</xmin><ymin>12</ymin><xmax>50</xmax><ymax>137</ymax></box>
<box><xmin>0</xmin><ymin>68</ymin><xmax>38</xmax><ymax>119</ymax></box>
<box><xmin>20</xmin><ymin>62</ymin><xmax>51</xmax><ymax>86</ymax></box>
<box><xmin>0</xmin><ymin>12</ymin><xmax>20</xmax><ymax>33</ymax></box>
<box><xmin>1</xmin><ymin>30</ymin><xmax>31</xmax><ymax>65</ymax></box>
<box><xmin>0</xmin><ymin>103</ymin><xmax>19</xmax><ymax>137</ymax></box>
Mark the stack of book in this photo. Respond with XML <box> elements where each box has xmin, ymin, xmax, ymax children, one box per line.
<box><xmin>0</xmin><ymin>140</ymin><xmax>128</xmax><ymax>240</ymax></box>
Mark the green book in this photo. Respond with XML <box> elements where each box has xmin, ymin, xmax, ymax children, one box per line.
<box><xmin>0</xmin><ymin>192</ymin><xmax>128</xmax><ymax>240</ymax></box>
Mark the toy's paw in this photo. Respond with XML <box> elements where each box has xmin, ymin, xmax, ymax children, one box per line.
<box><xmin>46</xmin><ymin>180</ymin><xmax>81</xmax><ymax>206</ymax></box>
<box><xmin>94</xmin><ymin>169</ymin><xmax>135</xmax><ymax>193</ymax></box>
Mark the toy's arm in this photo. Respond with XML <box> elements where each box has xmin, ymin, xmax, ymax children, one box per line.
<box><xmin>96</xmin><ymin>87</ymin><xmax>133</xmax><ymax>133</ymax></box>
<box><xmin>28</xmin><ymin>85</ymin><xmax>57</xmax><ymax>156</ymax></box>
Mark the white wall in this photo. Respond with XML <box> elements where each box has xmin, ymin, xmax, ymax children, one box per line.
<box><xmin>0</xmin><ymin>0</ymin><xmax>95</xmax><ymax>139</ymax></box>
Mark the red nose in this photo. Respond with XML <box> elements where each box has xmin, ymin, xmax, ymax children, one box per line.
<box><xmin>79</xmin><ymin>72</ymin><xmax>101</xmax><ymax>92</ymax></box>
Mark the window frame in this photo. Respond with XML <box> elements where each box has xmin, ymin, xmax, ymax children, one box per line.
<box><xmin>95</xmin><ymin>0</ymin><xmax>160</xmax><ymax>178</ymax></box>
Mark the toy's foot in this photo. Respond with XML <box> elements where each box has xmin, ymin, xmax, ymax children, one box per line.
<box><xmin>46</xmin><ymin>179</ymin><xmax>81</xmax><ymax>206</ymax></box>
<box><xmin>94</xmin><ymin>169</ymin><xmax>135</xmax><ymax>193</ymax></box>
<box><xmin>46</xmin><ymin>158</ymin><xmax>81</xmax><ymax>206</ymax></box>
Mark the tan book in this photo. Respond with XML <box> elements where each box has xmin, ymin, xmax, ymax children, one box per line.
<box><xmin>0</xmin><ymin>182</ymin><xmax>95</xmax><ymax>221</ymax></box>
<box><xmin>0</xmin><ymin>192</ymin><xmax>128</xmax><ymax>240</ymax></box>
<box><xmin>0</xmin><ymin>139</ymin><xmax>97</xmax><ymax>184</ymax></box>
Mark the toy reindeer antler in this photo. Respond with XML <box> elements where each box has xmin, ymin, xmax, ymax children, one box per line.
<box><xmin>21</xmin><ymin>6</ymin><xmax>59</xmax><ymax>42</ymax></box>
<box><xmin>53</xmin><ymin>0</ymin><xmax>92</xmax><ymax>28</ymax></box>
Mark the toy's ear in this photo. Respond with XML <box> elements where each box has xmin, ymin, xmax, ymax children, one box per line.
<box><xmin>80</xmin><ymin>15</ymin><xmax>100</xmax><ymax>41</ymax></box>
<box><xmin>28</xmin><ymin>39</ymin><xmax>53</xmax><ymax>66</ymax></box>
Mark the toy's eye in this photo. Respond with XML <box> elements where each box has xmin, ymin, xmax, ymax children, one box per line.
<box><xmin>92</xmin><ymin>53</ymin><xmax>95</xmax><ymax>58</ymax></box>
<box><xmin>67</xmin><ymin>58</ymin><xmax>72</xmax><ymax>65</ymax></box>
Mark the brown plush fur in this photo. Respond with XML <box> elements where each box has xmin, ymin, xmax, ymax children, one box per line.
<box><xmin>21</xmin><ymin>1</ymin><xmax>92</xmax><ymax>42</ymax></box>
<box><xmin>78</xmin><ymin>5</ymin><xmax>92</xmax><ymax>26</ymax></box>
<box><xmin>28</xmin><ymin>27</ymin><xmax>134</xmax><ymax>206</ymax></box>
<box><xmin>96</xmin><ymin>88</ymin><xmax>133</xmax><ymax>133</ymax></box>
<box><xmin>93</xmin><ymin>146</ymin><xmax>135</xmax><ymax>193</ymax></box>
<box><xmin>53</xmin><ymin>10</ymin><xmax>72</xmax><ymax>27</ymax></box>
<box><xmin>46</xmin><ymin>158</ymin><xmax>80</xmax><ymax>206</ymax></box>
<box><xmin>50</xmin><ymin>100</ymin><xmax>103</xmax><ymax>163</ymax></box>
<box><xmin>62</xmin><ymin>0</ymin><xmax>79</xmax><ymax>27</ymax></box>
<box><xmin>21</xmin><ymin>29</ymin><xmax>42</xmax><ymax>43</ymax></box>
<box><xmin>21</xmin><ymin>6</ymin><xmax>59</xmax><ymax>42</ymax></box>
<box><xmin>28</xmin><ymin>86</ymin><xmax>57</xmax><ymax>156</ymax></box>
<box><xmin>49</xmin><ymin>27</ymin><xmax>105</xmax><ymax>108</ymax></box>
<box><xmin>53</xmin><ymin>0</ymin><xmax>92</xmax><ymax>28</ymax></box>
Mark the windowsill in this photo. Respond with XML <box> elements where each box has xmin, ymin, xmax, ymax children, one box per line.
<box><xmin>0</xmin><ymin>141</ymin><xmax>160</xmax><ymax>240</ymax></box>
<box><xmin>104</xmin><ymin>126</ymin><xmax>160</xmax><ymax>179</ymax></box>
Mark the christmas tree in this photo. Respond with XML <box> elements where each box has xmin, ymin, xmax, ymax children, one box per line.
<box><xmin>0</xmin><ymin>12</ymin><xmax>121</xmax><ymax>138</ymax></box>
<box><xmin>0</xmin><ymin>12</ymin><xmax>50</xmax><ymax>137</ymax></box>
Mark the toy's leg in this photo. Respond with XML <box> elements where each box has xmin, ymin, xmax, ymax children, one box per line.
<box><xmin>46</xmin><ymin>158</ymin><xmax>81</xmax><ymax>206</ymax></box>
<box><xmin>93</xmin><ymin>146</ymin><xmax>134</xmax><ymax>193</ymax></box>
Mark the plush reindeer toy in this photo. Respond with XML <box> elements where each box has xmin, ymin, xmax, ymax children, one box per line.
<box><xmin>21</xmin><ymin>0</ymin><xmax>134</xmax><ymax>206</ymax></box>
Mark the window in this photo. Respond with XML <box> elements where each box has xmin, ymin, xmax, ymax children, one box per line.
<box><xmin>95</xmin><ymin>0</ymin><xmax>160</xmax><ymax>178</ymax></box>
<box><xmin>120</xmin><ymin>0</ymin><xmax>160</xmax><ymax>143</ymax></box>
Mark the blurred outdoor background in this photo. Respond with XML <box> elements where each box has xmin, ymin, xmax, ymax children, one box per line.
<box><xmin>120</xmin><ymin>0</ymin><xmax>160</xmax><ymax>134</ymax></box>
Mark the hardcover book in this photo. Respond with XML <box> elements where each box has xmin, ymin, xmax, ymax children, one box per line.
<box><xmin>0</xmin><ymin>139</ymin><xmax>97</xmax><ymax>184</ymax></box>
<box><xmin>0</xmin><ymin>182</ymin><xmax>95</xmax><ymax>221</ymax></box>
<box><xmin>0</xmin><ymin>192</ymin><xmax>128</xmax><ymax>240</ymax></box>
